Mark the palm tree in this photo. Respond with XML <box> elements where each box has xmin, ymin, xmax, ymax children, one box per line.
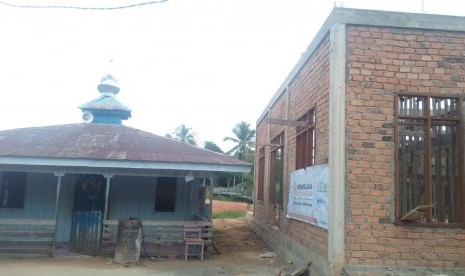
<box><xmin>204</xmin><ymin>141</ymin><xmax>223</xmax><ymax>153</ymax></box>
<box><xmin>223</xmin><ymin>121</ymin><xmax>255</xmax><ymax>162</ymax></box>
<box><xmin>170</xmin><ymin>124</ymin><xmax>197</xmax><ymax>146</ymax></box>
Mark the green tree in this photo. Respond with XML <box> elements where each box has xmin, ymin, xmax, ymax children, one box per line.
<box><xmin>222</xmin><ymin>122</ymin><xmax>255</xmax><ymax>196</ymax></box>
<box><xmin>223</xmin><ymin>121</ymin><xmax>255</xmax><ymax>162</ymax></box>
<box><xmin>204</xmin><ymin>141</ymin><xmax>223</xmax><ymax>153</ymax></box>
<box><xmin>168</xmin><ymin>124</ymin><xmax>197</xmax><ymax>146</ymax></box>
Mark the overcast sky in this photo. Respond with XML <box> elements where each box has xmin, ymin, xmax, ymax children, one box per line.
<box><xmin>0</xmin><ymin>0</ymin><xmax>464</xmax><ymax>151</ymax></box>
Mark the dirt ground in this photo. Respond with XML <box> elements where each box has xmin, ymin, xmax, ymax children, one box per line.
<box><xmin>0</xmin><ymin>202</ymin><xmax>294</xmax><ymax>276</ymax></box>
<box><xmin>211</xmin><ymin>200</ymin><xmax>248</xmax><ymax>213</ymax></box>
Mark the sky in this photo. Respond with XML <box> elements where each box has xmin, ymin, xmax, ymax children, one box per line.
<box><xmin>0</xmin><ymin>0</ymin><xmax>464</xmax><ymax>151</ymax></box>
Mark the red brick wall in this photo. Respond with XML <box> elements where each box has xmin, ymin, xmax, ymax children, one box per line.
<box><xmin>345</xmin><ymin>25</ymin><xmax>465</xmax><ymax>268</ymax></box>
<box><xmin>254</xmin><ymin>34</ymin><xmax>331</xmax><ymax>260</ymax></box>
<box><xmin>270</xmin><ymin>94</ymin><xmax>286</xmax><ymax>136</ymax></box>
<box><xmin>267</xmin><ymin>94</ymin><xmax>286</xmax><ymax>223</ymax></box>
<box><xmin>255</xmin><ymin>115</ymin><xmax>268</xmax><ymax>222</ymax></box>
<box><xmin>286</xmin><ymin>36</ymin><xmax>330</xmax><ymax>257</ymax></box>
<box><xmin>288</xmin><ymin>35</ymin><xmax>331</xmax><ymax>167</ymax></box>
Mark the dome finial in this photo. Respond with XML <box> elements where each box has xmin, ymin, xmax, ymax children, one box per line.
<box><xmin>97</xmin><ymin>74</ymin><xmax>120</xmax><ymax>95</ymax></box>
<box><xmin>79</xmin><ymin>74</ymin><xmax>131</xmax><ymax>125</ymax></box>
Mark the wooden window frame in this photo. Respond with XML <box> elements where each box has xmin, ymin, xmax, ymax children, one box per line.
<box><xmin>295</xmin><ymin>108</ymin><xmax>316</xmax><ymax>170</ymax></box>
<box><xmin>269</xmin><ymin>132</ymin><xmax>284</xmax><ymax>207</ymax></box>
<box><xmin>395</xmin><ymin>93</ymin><xmax>464</xmax><ymax>227</ymax></box>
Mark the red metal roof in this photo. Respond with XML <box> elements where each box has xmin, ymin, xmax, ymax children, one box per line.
<box><xmin>0</xmin><ymin>124</ymin><xmax>249</xmax><ymax>166</ymax></box>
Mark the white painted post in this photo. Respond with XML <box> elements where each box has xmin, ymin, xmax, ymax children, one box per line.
<box><xmin>103</xmin><ymin>174</ymin><xmax>113</xmax><ymax>221</ymax></box>
<box><xmin>53</xmin><ymin>172</ymin><xmax>65</xmax><ymax>256</ymax></box>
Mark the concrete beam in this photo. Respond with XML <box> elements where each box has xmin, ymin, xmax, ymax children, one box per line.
<box><xmin>257</xmin><ymin>7</ymin><xmax>465</xmax><ymax>125</ymax></box>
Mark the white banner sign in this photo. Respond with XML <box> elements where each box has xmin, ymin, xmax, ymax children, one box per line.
<box><xmin>286</xmin><ymin>164</ymin><xmax>329</xmax><ymax>229</ymax></box>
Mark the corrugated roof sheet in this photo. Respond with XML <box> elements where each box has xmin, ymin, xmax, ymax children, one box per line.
<box><xmin>0</xmin><ymin>124</ymin><xmax>249</xmax><ymax>166</ymax></box>
<box><xmin>80</xmin><ymin>94</ymin><xmax>131</xmax><ymax>111</ymax></box>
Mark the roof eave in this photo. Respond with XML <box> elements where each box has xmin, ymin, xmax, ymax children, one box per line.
<box><xmin>0</xmin><ymin>156</ymin><xmax>252</xmax><ymax>173</ymax></box>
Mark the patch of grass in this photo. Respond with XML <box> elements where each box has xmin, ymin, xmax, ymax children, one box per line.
<box><xmin>212</xmin><ymin>210</ymin><xmax>246</xmax><ymax>219</ymax></box>
<box><xmin>212</xmin><ymin>195</ymin><xmax>237</xmax><ymax>202</ymax></box>
<box><xmin>212</xmin><ymin>229</ymin><xmax>223</xmax><ymax>235</ymax></box>
<box><xmin>212</xmin><ymin>195</ymin><xmax>248</xmax><ymax>203</ymax></box>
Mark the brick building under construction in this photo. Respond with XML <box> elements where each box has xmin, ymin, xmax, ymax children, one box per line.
<box><xmin>252</xmin><ymin>8</ymin><xmax>465</xmax><ymax>275</ymax></box>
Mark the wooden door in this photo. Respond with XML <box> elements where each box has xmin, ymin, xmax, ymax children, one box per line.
<box><xmin>70</xmin><ymin>211</ymin><xmax>103</xmax><ymax>255</ymax></box>
<box><xmin>70</xmin><ymin>174</ymin><xmax>106</xmax><ymax>255</ymax></box>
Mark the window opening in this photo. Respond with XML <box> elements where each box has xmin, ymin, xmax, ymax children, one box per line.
<box><xmin>0</xmin><ymin>172</ymin><xmax>26</xmax><ymax>209</ymax></box>
<box><xmin>155</xmin><ymin>177</ymin><xmax>177</xmax><ymax>212</ymax></box>
<box><xmin>270</xmin><ymin>133</ymin><xmax>284</xmax><ymax>223</ymax></box>
<box><xmin>396</xmin><ymin>94</ymin><xmax>462</xmax><ymax>225</ymax></box>
<box><xmin>296</xmin><ymin>108</ymin><xmax>316</xmax><ymax>170</ymax></box>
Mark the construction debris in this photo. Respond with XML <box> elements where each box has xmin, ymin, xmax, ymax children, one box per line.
<box><xmin>259</xmin><ymin>251</ymin><xmax>276</xmax><ymax>258</ymax></box>
<box><xmin>280</xmin><ymin>262</ymin><xmax>312</xmax><ymax>276</ymax></box>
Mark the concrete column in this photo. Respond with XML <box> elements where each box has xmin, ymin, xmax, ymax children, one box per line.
<box><xmin>328</xmin><ymin>22</ymin><xmax>346</xmax><ymax>275</ymax></box>
<box><xmin>266</xmin><ymin>111</ymin><xmax>272</xmax><ymax>223</ymax></box>
<box><xmin>103</xmin><ymin>174</ymin><xmax>113</xmax><ymax>221</ymax></box>
<box><xmin>253</xmin><ymin>153</ymin><xmax>257</xmax><ymax>215</ymax></box>
<box><xmin>282</xmin><ymin>86</ymin><xmax>290</xmax><ymax>231</ymax></box>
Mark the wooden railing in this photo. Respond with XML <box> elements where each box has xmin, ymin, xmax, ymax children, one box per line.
<box><xmin>0</xmin><ymin>219</ymin><xmax>55</xmax><ymax>255</ymax></box>
<box><xmin>102</xmin><ymin>220</ymin><xmax>212</xmax><ymax>258</ymax></box>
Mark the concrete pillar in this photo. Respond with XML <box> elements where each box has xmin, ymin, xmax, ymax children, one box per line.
<box><xmin>328</xmin><ymin>22</ymin><xmax>346</xmax><ymax>275</ymax></box>
<box><xmin>282</xmin><ymin>86</ymin><xmax>290</xmax><ymax>231</ymax></box>
<box><xmin>266</xmin><ymin>111</ymin><xmax>272</xmax><ymax>223</ymax></box>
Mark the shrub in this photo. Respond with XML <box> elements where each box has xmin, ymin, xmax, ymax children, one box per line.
<box><xmin>212</xmin><ymin>210</ymin><xmax>246</xmax><ymax>219</ymax></box>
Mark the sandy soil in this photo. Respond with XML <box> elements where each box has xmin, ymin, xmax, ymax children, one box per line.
<box><xmin>0</xmin><ymin>202</ymin><xmax>293</xmax><ymax>276</ymax></box>
<box><xmin>211</xmin><ymin>200</ymin><xmax>248</xmax><ymax>213</ymax></box>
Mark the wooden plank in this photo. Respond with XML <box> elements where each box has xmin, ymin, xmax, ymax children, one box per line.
<box><xmin>144</xmin><ymin>241</ymin><xmax>184</xmax><ymax>246</ymax></box>
<box><xmin>148</xmin><ymin>233</ymin><xmax>184</xmax><ymax>238</ymax></box>
<box><xmin>53</xmin><ymin>173</ymin><xmax>62</xmax><ymax>256</ymax></box>
<box><xmin>0</xmin><ymin>248</ymin><xmax>53</xmax><ymax>255</ymax></box>
<box><xmin>447</xmin><ymin>145</ymin><xmax>456</xmax><ymax>222</ymax></box>
<box><xmin>102</xmin><ymin>233</ymin><xmax>116</xmax><ymax>240</ymax></box>
<box><xmin>103</xmin><ymin>220</ymin><xmax>212</xmax><ymax>257</ymax></box>
<box><xmin>101</xmin><ymin>241</ymin><xmax>116</xmax><ymax>246</ymax></box>
<box><xmin>201</xmin><ymin>233</ymin><xmax>213</xmax><ymax>238</ymax></box>
<box><xmin>400</xmin><ymin>136</ymin><xmax>409</xmax><ymax>215</ymax></box>
<box><xmin>0</xmin><ymin>232</ymin><xmax>54</xmax><ymax>238</ymax></box>
<box><xmin>410</xmin><ymin>136</ymin><xmax>421</xmax><ymax>211</ymax></box>
<box><xmin>70</xmin><ymin>211</ymin><xmax>102</xmax><ymax>256</ymax></box>
<box><xmin>0</xmin><ymin>241</ymin><xmax>53</xmax><ymax>247</ymax></box>
<box><xmin>104</xmin><ymin>234</ymin><xmax>185</xmax><ymax>242</ymax></box>
<box><xmin>102</xmin><ymin>241</ymin><xmax>185</xmax><ymax>254</ymax></box>
<box><xmin>265</xmin><ymin>118</ymin><xmax>309</xmax><ymax>127</ymax></box>
<box><xmin>0</xmin><ymin>225</ymin><xmax>55</xmax><ymax>232</ymax></box>
<box><xmin>0</xmin><ymin>219</ymin><xmax>55</xmax><ymax>225</ymax></box>
<box><xmin>0</xmin><ymin>219</ymin><xmax>56</xmax><ymax>258</ymax></box>
<box><xmin>400</xmin><ymin>205</ymin><xmax>433</xmax><ymax>222</ymax></box>
<box><xmin>104</xmin><ymin>220</ymin><xmax>186</xmax><ymax>226</ymax></box>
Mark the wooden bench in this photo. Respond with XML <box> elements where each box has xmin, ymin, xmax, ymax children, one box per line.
<box><xmin>102</xmin><ymin>220</ymin><xmax>212</xmax><ymax>258</ymax></box>
<box><xmin>0</xmin><ymin>219</ymin><xmax>55</xmax><ymax>255</ymax></box>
